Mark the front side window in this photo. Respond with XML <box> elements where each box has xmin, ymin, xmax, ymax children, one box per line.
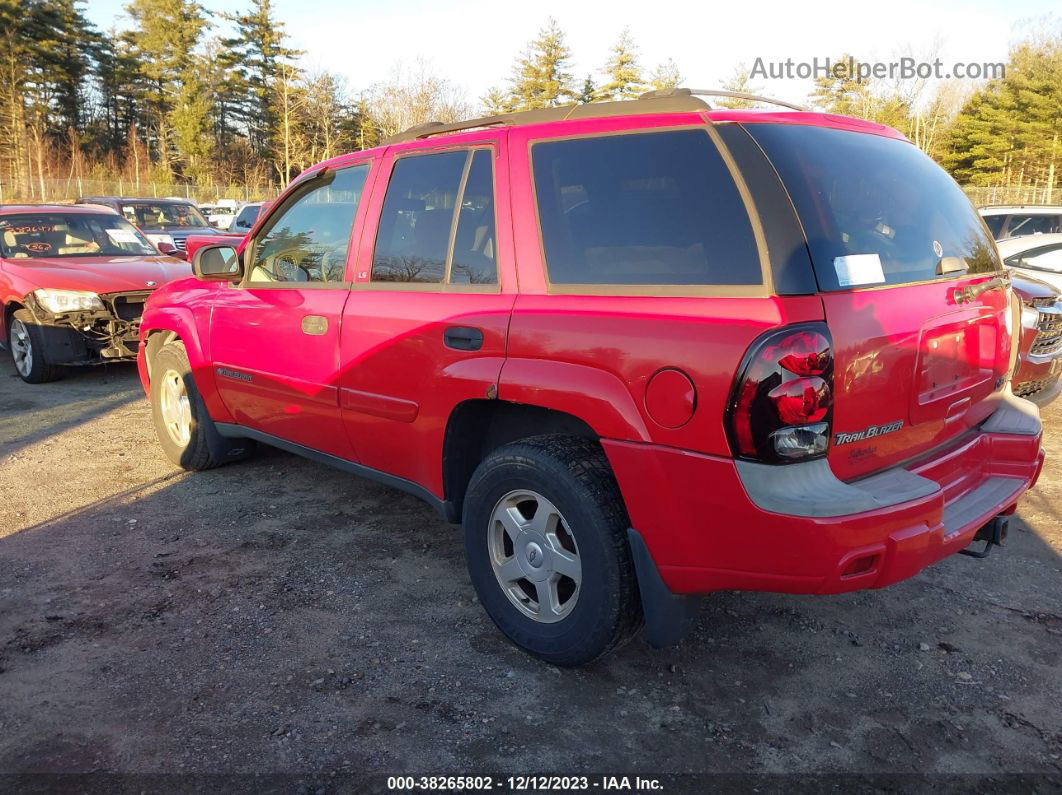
<box><xmin>0</xmin><ymin>213</ymin><xmax>156</xmax><ymax>258</ymax></box>
<box><xmin>1007</xmin><ymin>244</ymin><xmax>1062</xmax><ymax>274</ymax></box>
<box><xmin>121</xmin><ymin>202</ymin><xmax>209</xmax><ymax>230</ymax></box>
<box><xmin>250</xmin><ymin>165</ymin><xmax>368</xmax><ymax>284</ymax></box>
<box><xmin>531</xmin><ymin>129</ymin><xmax>761</xmax><ymax>286</ymax></box>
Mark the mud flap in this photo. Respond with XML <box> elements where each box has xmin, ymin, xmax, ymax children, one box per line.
<box><xmin>627</xmin><ymin>528</ymin><xmax>701</xmax><ymax>648</ymax></box>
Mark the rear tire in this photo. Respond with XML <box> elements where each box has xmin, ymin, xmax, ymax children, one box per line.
<box><xmin>9</xmin><ymin>309</ymin><xmax>64</xmax><ymax>383</ymax></box>
<box><xmin>463</xmin><ymin>435</ymin><xmax>643</xmax><ymax>666</ymax></box>
<box><xmin>150</xmin><ymin>340</ymin><xmax>254</xmax><ymax>470</ymax></box>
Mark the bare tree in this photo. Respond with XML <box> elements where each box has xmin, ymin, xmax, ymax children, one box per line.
<box><xmin>364</xmin><ymin>59</ymin><xmax>471</xmax><ymax>140</ymax></box>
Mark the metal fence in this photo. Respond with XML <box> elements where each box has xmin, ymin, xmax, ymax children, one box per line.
<box><xmin>0</xmin><ymin>176</ymin><xmax>1056</xmax><ymax>210</ymax></box>
<box><xmin>0</xmin><ymin>177</ymin><xmax>271</xmax><ymax>204</ymax></box>
<box><xmin>963</xmin><ymin>185</ymin><xmax>1057</xmax><ymax>207</ymax></box>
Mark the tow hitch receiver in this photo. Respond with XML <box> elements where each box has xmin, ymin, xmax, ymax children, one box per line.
<box><xmin>959</xmin><ymin>516</ymin><xmax>1009</xmax><ymax>559</ymax></box>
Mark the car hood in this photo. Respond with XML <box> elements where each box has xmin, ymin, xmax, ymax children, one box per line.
<box><xmin>1010</xmin><ymin>271</ymin><xmax>1060</xmax><ymax>300</ymax></box>
<box><xmin>4</xmin><ymin>255</ymin><xmax>192</xmax><ymax>293</ymax></box>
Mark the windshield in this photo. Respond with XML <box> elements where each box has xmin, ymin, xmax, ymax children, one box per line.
<box><xmin>120</xmin><ymin>201</ymin><xmax>209</xmax><ymax>230</ymax></box>
<box><xmin>1006</xmin><ymin>244</ymin><xmax>1062</xmax><ymax>274</ymax></box>
<box><xmin>0</xmin><ymin>213</ymin><xmax>157</xmax><ymax>258</ymax></box>
<box><xmin>746</xmin><ymin>124</ymin><xmax>1002</xmax><ymax>290</ymax></box>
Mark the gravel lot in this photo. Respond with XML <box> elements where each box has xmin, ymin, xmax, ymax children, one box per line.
<box><xmin>0</xmin><ymin>357</ymin><xmax>1059</xmax><ymax>785</ymax></box>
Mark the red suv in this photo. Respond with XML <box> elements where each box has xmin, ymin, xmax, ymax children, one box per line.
<box><xmin>137</xmin><ymin>89</ymin><xmax>1045</xmax><ymax>665</ymax></box>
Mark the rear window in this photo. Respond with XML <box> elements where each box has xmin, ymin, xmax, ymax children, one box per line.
<box><xmin>531</xmin><ymin>129</ymin><xmax>761</xmax><ymax>286</ymax></box>
<box><xmin>746</xmin><ymin>124</ymin><xmax>1001</xmax><ymax>290</ymax></box>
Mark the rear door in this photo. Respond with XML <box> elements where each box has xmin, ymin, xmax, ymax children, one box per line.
<box><xmin>747</xmin><ymin>123</ymin><xmax>1015</xmax><ymax>480</ymax></box>
<box><xmin>339</xmin><ymin>137</ymin><xmax>516</xmax><ymax>494</ymax></box>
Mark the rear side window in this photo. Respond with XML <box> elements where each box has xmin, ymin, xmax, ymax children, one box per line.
<box><xmin>531</xmin><ymin>129</ymin><xmax>761</xmax><ymax>286</ymax></box>
<box><xmin>747</xmin><ymin>124</ymin><xmax>1002</xmax><ymax>290</ymax></box>
<box><xmin>1006</xmin><ymin>214</ymin><xmax>1061</xmax><ymax>237</ymax></box>
<box><xmin>371</xmin><ymin>149</ymin><xmax>498</xmax><ymax>286</ymax></box>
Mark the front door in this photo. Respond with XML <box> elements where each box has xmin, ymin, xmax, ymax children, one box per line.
<box><xmin>209</xmin><ymin>162</ymin><xmax>374</xmax><ymax>459</ymax></box>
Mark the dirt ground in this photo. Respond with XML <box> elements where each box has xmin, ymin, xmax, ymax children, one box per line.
<box><xmin>0</xmin><ymin>357</ymin><xmax>1059</xmax><ymax>787</ymax></box>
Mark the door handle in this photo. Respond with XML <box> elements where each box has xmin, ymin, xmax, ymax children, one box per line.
<box><xmin>443</xmin><ymin>326</ymin><xmax>484</xmax><ymax>351</ymax></box>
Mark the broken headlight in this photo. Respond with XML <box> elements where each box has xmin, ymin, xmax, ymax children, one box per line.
<box><xmin>33</xmin><ymin>289</ymin><xmax>105</xmax><ymax>313</ymax></box>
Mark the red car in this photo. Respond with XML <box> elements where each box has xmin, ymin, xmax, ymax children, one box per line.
<box><xmin>137</xmin><ymin>89</ymin><xmax>1045</xmax><ymax>665</ymax></box>
<box><xmin>1</xmin><ymin>204</ymin><xmax>191</xmax><ymax>383</ymax></box>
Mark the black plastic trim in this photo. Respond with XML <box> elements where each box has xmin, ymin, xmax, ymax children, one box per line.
<box><xmin>627</xmin><ymin>527</ymin><xmax>700</xmax><ymax>648</ymax></box>
<box><xmin>215</xmin><ymin>422</ymin><xmax>457</xmax><ymax>521</ymax></box>
<box><xmin>716</xmin><ymin>124</ymin><xmax>818</xmax><ymax>295</ymax></box>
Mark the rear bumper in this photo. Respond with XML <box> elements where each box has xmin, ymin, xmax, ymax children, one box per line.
<box><xmin>604</xmin><ymin>397</ymin><xmax>1044</xmax><ymax>597</ymax></box>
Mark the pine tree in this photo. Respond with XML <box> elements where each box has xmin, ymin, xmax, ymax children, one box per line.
<box><xmin>225</xmin><ymin>0</ymin><xmax>301</xmax><ymax>155</ymax></box>
<box><xmin>648</xmin><ymin>59</ymin><xmax>682</xmax><ymax>92</ymax></box>
<box><xmin>808</xmin><ymin>54</ymin><xmax>876</xmax><ymax>118</ymax></box>
<box><xmin>596</xmin><ymin>29</ymin><xmax>646</xmax><ymax>102</ymax></box>
<box><xmin>578</xmin><ymin>75</ymin><xmax>596</xmax><ymax>104</ymax></box>
<box><xmin>942</xmin><ymin>37</ymin><xmax>1062</xmax><ymax>189</ymax></box>
<box><xmin>509</xmin><ymin>18</ymin><xmax>576</xmax><ymax>110</ymax></box>
<box><xmin>124</xmin><ymin>0</ymin><xmax>208</xmax><ymax>178</ymax></box>
<box><xmin>717</xmin><ymin>64</ymin><xmax>762</xmax><ymax>108</ymax></box>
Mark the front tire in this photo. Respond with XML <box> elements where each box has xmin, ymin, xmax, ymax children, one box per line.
<box><xmin>463</xmin><ymin>435</ymin><xmax>643</xmax><ymax>666</ymax></box>
<box><xmin>150</xmin><ymin>341</ymin><xmax>254</xmax><ymax>470</ymax></box>
<box><xmin>9</xmin><ymin>310</ymin><xmax>63</xmax><ymax>383</ymax></box>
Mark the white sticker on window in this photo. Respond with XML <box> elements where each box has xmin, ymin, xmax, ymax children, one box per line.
<box><xmin>834</xmin><ymin>254</ymin><xmax>885</xmax><ymax>287</ymax></box>
<box><xmin>106</xmin><ymin>228</ymin><xmax>140</xmax><ymax>244</ymax></box>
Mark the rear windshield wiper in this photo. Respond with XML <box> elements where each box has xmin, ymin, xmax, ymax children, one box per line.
<box><xmin>953</xmin><ymin>272</ymin><xmax>1010</xmax><ymax>304</ymax></box>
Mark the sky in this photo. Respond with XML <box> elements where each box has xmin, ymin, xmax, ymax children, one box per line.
<box><xmin>85</xmin><ymin>0</ymin><xmax>1059</xmax><ymax>109</ymax></box>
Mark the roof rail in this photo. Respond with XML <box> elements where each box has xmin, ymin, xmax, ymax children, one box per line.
<box><xmin>640</xmin><ymin>87</ymin><xmax>809</xmax><ymax>112</ymax></box>
<box><xmin>379</xmin><ymin>87</ymin><xmax>808</xmax><ymax>146</ymax></box>
<box><xmin>380</xmin><ymin>91</ymin><xmax>712</xmax><ymax>145</ymax></box>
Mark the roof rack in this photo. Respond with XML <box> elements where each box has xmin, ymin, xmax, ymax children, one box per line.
<box><xmin>640</xmin><ymin>87</ymin><xmax>810</xmax><ymax>112</ymax></box>
<box><xmin>380</xmin><ymin>87</ymin><xmax>808</xmax><ymax>146</ymax></box>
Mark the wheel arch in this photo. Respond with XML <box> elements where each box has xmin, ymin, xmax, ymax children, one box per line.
<box><xmin>442</xmin><ymin>399</ymin><xmax>605</xmax><ymax>523</ymax></box>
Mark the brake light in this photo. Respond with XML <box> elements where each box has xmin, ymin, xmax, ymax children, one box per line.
<box><xmin>727</xmin><ymin>324</ymin><xmax>834</xmax><ymax>463</ymax></box>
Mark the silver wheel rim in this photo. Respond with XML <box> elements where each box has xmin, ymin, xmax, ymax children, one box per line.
<box><xmin>159</xmin><ymin>369</ymin><xmax>192</xmax><ymax>447</ymax></box>
<box><xmin>10</xmin><ymin>319</ymin><xmax>32</xmax><ymax>377</ymax></box>
<box><xmin>488</xmin><ymin>489</ymin><xmax>581</xmax><ymax>623</ymax></box>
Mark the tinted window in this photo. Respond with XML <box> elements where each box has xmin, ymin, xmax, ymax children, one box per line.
<box><xmin>0</xmin><ymin>213</ymin><xmax>156</xmax><ymax>258</ymax></box>
<box><xmin>372</xmin><ymin>151</ymin><xmax>467</xmax><ymax>283</ymax></box>
<box><xmin>531</xmin><ymin>130</ymin><xmax>761</xmax><ymax>286</ymax></box>
<box><xmin>747</xmin><ymin>124</ymin><xmax>1001</xmax><ymax>290</ymax></box>
<box><xmin>250</xmin><ymin>165</ymin><xmax>368</xmax><ymax>283</ymax></box>
<box><xmin>983</xmin><ymin>214</ymin><xmax>1007</xmax><ymax>239</ymax></box>
<box><xmin>231</xmin><ymin>205</ymin><xmax>260</xmax><ymax>230</ymax></box>
<box><xmin>1006</xmin><ymin>214</ymin><xmax>1061</xmax><ymax>237</ymax></box>
<box><xmin>451</xmin><ymin>150</ymin><xmax>497</xmax><ymax>285</ymax></box>
<box><xmin>1007</xmin><ymin>244</ymin><xmax>1062</xmax><ymax>274</ymax></box>
<box><xmin>120</xmin><ymin>201</ymin><xmax>209</xmax><ymax>230</ymax></box>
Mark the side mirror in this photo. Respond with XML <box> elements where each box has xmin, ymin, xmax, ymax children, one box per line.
<box><xmin>193</xmin><ymin>244</ymin><xmax>243</xmax><ymax>282</ymax></box>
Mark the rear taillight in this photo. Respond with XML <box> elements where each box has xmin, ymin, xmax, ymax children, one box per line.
<box><xmin>726</xmin><ymin>324</ymin><xmax>834</xmax><ymax>463</ymax></box>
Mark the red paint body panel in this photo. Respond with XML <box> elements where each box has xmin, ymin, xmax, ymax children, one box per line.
<box><xmin>134</xmin><ymin>108</ymin><xmax>1045</xmax><ymax>602</ymax></box>
<box><xmin>823</xmin><ymin>279</ymin><xmax>1013</xmax><ymax>480</ymax></box>
<box><xmin>605</xmin><ymin>428</ymin><xmax>1043</xmax><ymax>595</ymax></box>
